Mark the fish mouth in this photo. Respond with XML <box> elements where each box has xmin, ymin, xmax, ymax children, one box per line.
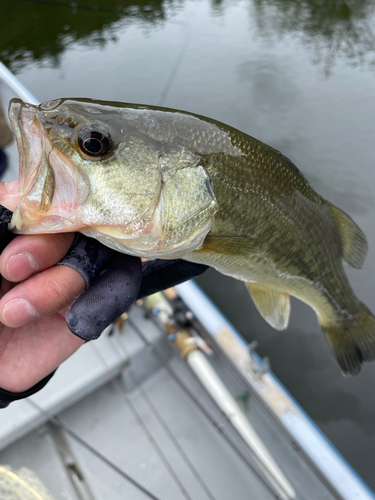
<box><xmin>9</xmin><ymin>99</ymin><xmax>56</xmax><ymax>225</ymax></box>
<box><xmin>8</xmin><ymin>99</ymin><xmax>90</xmax><ymax>234</ymax></box>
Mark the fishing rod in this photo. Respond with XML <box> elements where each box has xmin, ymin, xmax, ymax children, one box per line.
<box><xmin>141</xmin><ymin>293</ymin><xmax>296</xmax><ymax>499</ymax></box>
<box><xmin>0</xmin><ymin>61</ymin><xmax>38</xmax><ymax>105</ymax></box>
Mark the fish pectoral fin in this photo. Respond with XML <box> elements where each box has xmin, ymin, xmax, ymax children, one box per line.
<box><xmin>327</xmin><ymin>202</ymin><xmax>368</xmax><ymax>269</ymax></box>
<box><xmin>195</xmin><ymin>234</ymin><xmax>258</xmax><ymax>256</ymax></box>
<box><xmin>245</xmin><ymin>283</ymin><xmax>290</xmax><ymax>331</ymax></box>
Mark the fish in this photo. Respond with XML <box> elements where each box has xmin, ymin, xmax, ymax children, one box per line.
<box><xmin>7</xmin><ymin>97</ymin><xmax>375</xmax><ymax>376</ymax></box>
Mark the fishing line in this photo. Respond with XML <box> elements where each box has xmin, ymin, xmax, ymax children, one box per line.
<box><xmin>27</xmin><ymin>400</ymin><xmax>162</xmax><ymax>500</ymax></box>
<box><xmin>127</xmin><ymin>316</ymin><xmax>284</xmax><ymax>500</ymax></box>
<box><xmin>116</xmin><ymin>379</ymin><xmax>193</xmax><ymax>500</ymax></box>
<box><xmin>114</xmin><ymin>339</ymin><xmax>217</xmax><ymax>500</ymax></box>
<box><xmin>158</xmin><ymin>22</ymin><xmax>192</xmax><ymax>107</ymax></box>
<box><xmin>16</xmin><ymin>0</ymin><xmax>191</xmax><ymax>107</ymax></box>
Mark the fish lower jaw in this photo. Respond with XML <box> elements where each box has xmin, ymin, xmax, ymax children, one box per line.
<box><xmin>9</xmin><ymin>206</ymin><xmax>85</xmax><ymax>234</ymax></box>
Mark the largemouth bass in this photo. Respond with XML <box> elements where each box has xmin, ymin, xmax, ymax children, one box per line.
<box><xmin>8</xmin><ymin>97</ymin><xmax>375</xmax><ymax>375</ymax></box>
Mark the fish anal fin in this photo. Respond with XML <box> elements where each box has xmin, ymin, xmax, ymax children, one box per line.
<box><xmin>195</xmin><ymin>234</ymin><xmax>257</xmax><ymax>256</ymax></box>
<box><xmin>245</xmin><ymin>283</ymin><xmax>290</xmax><ymax>331</ymax></box>
<box><xmin>320</xmin><ymin>302</ymin><xmax>375</xmax><ymax>376</ymax></box>
<box><xmin>327</xmin><ymin>202</ymin><xmax>368</xmax><ymax>269</ymax></box>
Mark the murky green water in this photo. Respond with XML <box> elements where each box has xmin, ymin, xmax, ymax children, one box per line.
<box><xmin>2</xmin><ymin>0</ymin><xmax>375</xmax><ymax>490</ymax></box>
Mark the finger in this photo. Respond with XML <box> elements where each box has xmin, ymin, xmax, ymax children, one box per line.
<box><xmin>0</xmin><ymin>265</ymin><xmax>86</xmax><ymax>328</ymax></box>
<box><xmin>0</xmin><ymin>181</ymin><xmax>19</xmax><ymax>211</ymax></box>
<box><xmin>66</xmin><ymin>253</ymin><xmax>142</xmax><ymax>340</ymax></box>
<box><xmin>0</xmin><ymin>232</ymin><xmax>76</xmax><ymax>282</ymax></box>
<box><xmin>57</xmin><ymin>233</ymin><xmax>113</xmax><ymax>288</ymax></box>
<box><xmin>0</xmin><ymin>315</ymin><xmax>84</xmax><ymax>393</ymax></box>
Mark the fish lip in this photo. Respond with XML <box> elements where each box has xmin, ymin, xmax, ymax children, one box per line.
<box><xmin>8</xmin><ymin>98</ymin><xmax>24</xmax><ymax>135</ymax></box>
<box><xmin>8</xmin><ymin>99</ymin><xmax>42</xmax><ymax>193</ymax></box>
<box><xmin>8</xmin><ymin>98</ymin><xmax>26</xmax><ymax>184</ymax></box>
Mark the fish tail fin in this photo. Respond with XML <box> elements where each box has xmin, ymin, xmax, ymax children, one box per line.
<box><xmin>327</xmin><ymin>202</ymin><xmax>368</xmax><ymax>269</ymax></box>
<box><xmin>319</xmin><ymin>302</ymin><xmax>375</xmax><ymax>376</ymax></box>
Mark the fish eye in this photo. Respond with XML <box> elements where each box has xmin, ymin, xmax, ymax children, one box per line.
<box><xmin>78</xmin><ymin>127</ymin><xmax>112</xmax><ymax>158</ymax></box>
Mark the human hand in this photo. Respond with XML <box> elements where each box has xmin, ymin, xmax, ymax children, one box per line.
<box><xmin>0</xmin><ymin>181</ymin><xmax>85</xmax><ymax>394</ymax></box>
<box><xmin>0</xmin><ymin>180</ymin><xmax>208</xmax><ymax>402</ymax></box>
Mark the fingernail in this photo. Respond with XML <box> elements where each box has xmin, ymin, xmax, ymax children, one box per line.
<box><xmin>6</xmin><ymin>253</ymin><xmax>39</xmax><ymax>282</ymax></box>
<box><xmin>5</xmin><ymin>180</ymin><xmax>19</xmax><ymax>195</ymax></box>
<box><xmin>2</xmin><ymin>299</ymin><xmax>39</xmax><ymax>327</ymax></box>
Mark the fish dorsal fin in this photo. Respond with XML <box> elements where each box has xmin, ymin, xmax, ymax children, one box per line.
<box><xmin>245</xmin><ymin>283</ymin><xmax>290</xmax><ymax>331</ymax></box>
<box><xmin>195</xmin><ymin>234</ymin><xmax>258</xmax><ymax>256</ymax></box>
<box><xmin>327</xmin><ymin>202</ymin><xmax>368</xmax><ymax>269</ymax></box>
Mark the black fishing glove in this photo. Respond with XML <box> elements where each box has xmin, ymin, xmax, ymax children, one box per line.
<box><xmin>0</xmin><ymin>205</ymin><xmax>15</xmax><ymax>253</ymax></box>
<box><xmin>58</xmin><ymin>233</ymin><xmax>208</xmax><ymax>340</ymax></box>
<box><xmin>0</xmin><ymin>205</ymin><xmax>207</xmax><ymax>406</ymax></box>
<box><xmin>0</xmin><ymin>372</ymin><xmax>55</xmax><ymax>408</ymax></box>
